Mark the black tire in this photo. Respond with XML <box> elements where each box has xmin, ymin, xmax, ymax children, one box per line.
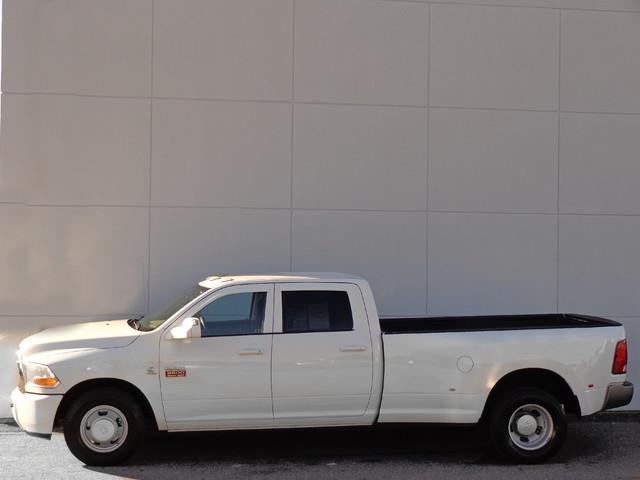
<box><xmin>63</xmin><ymin>387</ymin><xmax>145</xmax><ymax>466</ymax></box>
<box><xmin>487</xmin><ymin>387</ymin><xmax>567</xmax><ymax>463</ymax></box>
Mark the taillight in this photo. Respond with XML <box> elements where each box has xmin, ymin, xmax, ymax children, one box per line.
<box><xmin>612</xmin><ymin>339</ymin><xmax>628</xmax><ymax>375</ymax></box>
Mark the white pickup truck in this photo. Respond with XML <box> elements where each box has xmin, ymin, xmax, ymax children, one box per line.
<box><xmin>11</xmin><ymin>273</ymin><xmax>633</xmax><ymax>465</ymax></box>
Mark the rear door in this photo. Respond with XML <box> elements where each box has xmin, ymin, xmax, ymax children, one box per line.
<box><xmin>271</xmin><ymin>282</ymin><xmax>373</xmax><ymax>423</ymax></box>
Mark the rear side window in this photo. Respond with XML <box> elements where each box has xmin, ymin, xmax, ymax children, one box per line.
<box><xmin>198</xmin><ymin>292</ymin><xmax>266</xmax><ymax>337</ymax></box>
<box><xmin>282</xmin><ymin>290</ymin><xmax>353</xmax><ymax>333</ymax></box>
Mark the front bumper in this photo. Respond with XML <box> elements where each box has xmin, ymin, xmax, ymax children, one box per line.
<box><xmin>602</xmin><ymin>381</ymin><xmax>634</xmax><ymax>410</ymax></box>
<box><xmin>10</xmin><ymin>387</ymin><xmax>62</xmax><ymax>437</ymax></box>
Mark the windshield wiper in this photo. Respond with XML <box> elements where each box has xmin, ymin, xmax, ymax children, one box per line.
<box><xmin>127</xmin><ymin>316</ymin><xmax>143</xmax><ymax>331</ymax></box>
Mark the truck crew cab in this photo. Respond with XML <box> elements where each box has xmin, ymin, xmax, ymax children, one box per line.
<box><xmin>11</xmin><ymin>273</ymin><xmax>633</xmax><ymax>465</ymax></box>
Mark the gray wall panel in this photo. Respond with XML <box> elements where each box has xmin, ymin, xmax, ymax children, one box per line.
<box><xmin>1</xmin><ymin>0</ymin><xmax>639</xmax><ymax>414</ymax></box>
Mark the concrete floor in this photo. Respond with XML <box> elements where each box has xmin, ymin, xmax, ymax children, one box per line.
<box><xmin>1</xmin><ymin>416</ymin><xmax>639</xmax><ymax>480</ymax></box>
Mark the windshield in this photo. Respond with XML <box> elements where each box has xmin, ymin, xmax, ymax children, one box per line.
<box><xmin>138</xmin><ymin>284</ymin><xmax>210</xmax><ymax>331</ymax></box>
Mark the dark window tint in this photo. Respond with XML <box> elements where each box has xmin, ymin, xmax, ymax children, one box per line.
<box><xmin>282</xmin><ymin>291</ymin><xmax>353</xmax><ymax>333</ymax></box>
<box><xmin>198</xmin><ymin>292</ymin><xmax>266</xmax><ymax>337</ymax></box>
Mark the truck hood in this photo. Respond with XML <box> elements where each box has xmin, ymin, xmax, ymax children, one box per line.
<box><xmin>19</xmin><ymin>319</ymin><xmax>141</xmax><ymax>357</ymax></box>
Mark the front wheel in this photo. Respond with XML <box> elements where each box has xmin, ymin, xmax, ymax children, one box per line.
<box><xmin>63</xmin><ymin>387</ymin><xmax>144</xmax><ymax>466</ymax></box>
<box><xmin>487</xmin><ymin>387</ymin><xmax>567</xmax><ymax>463</ymax></box>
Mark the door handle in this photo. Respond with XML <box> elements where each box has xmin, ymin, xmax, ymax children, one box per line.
<box><xmin>237</xmin><ymin>348</ymin><xmax>264</xmax><ymax>356</ymax></box>
<box><xmin>339</xmin><ymin>345</ymin><xmax>367</xmax><ymax>352</ymax></box>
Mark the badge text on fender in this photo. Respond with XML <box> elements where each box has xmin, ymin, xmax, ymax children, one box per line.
<box><xmin>165</xmin><ymin>368</ymin><xmax>186</xmax><ymax>377</ymax></box>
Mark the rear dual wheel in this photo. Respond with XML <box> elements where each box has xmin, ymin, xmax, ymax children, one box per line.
<box><xmin>487</xmin><ymin>387</ymin><xmax>567</xmax><ymax>463</ymax></box>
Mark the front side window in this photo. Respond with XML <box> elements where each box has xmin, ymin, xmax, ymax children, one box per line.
<box><xmin>197</xmin><ymin>292</ymin><xmax>267</xmax><ymax>337</ymax></box>
<box><xmin>282</xmin><ymin>290</ymin><xmax>353</xmax><ymax>333</ymax></box>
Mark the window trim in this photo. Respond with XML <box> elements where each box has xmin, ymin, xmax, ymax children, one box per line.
<box><xmin>162</xmin><ymin>283</ymin><xmax>275</xmax><ymax>339</ymax></box>
<box><xmin>198</xmin><ymin>331</ymin><xmax>273</xmax><ymax>339</ymax></box>
<box><xmin>272</xmin><ymin>328</ymin><xmax>355</xmax><ymax>335</ymax></box>
<box><xmin>198</xmin><ymin>291</ymin><xmax>267</xmax><ymax>339</ymax></box>
<box><xmin>275</xmin><ymin>283</ymin><xmax>358</xmax><ymax>335</ymax></box>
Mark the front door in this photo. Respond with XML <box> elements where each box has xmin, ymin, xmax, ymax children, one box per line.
<box><xmin>160</xmin><ymin>283</ymin><xmax>274</xmax><ymax>430</ymax></box>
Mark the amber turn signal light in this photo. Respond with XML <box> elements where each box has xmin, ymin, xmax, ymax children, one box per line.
<box><xmin>32</xmin><ymin>377</ymin><xmax>60</xmax><ymax>388</ymax></box>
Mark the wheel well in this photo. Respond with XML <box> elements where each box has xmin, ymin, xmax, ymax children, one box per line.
<box><xmin>480</xmin><ymin>368</ymin><xmax>581</xmax><ymax>422</ymax></box>
<box><xmin>54</xmin><ymin>378</ymin><xmax>159</xmax><ymax>432</ymax></box>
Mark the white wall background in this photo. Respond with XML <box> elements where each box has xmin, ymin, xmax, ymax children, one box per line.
<box><xmin>1</xmin><ymin>0</ymin><xmax>640</xmax><ymax>416</ymax></box>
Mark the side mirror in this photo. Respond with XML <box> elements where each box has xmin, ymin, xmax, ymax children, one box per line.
<box><xmin>168</xmin><ymin>317</ymin><xmax>201</xmax><ymax>340</ymax></box>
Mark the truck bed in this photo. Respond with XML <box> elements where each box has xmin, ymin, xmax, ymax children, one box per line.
<box><xmin>380</xmin><ymin>313</ymin><xmax>620</xmax><ymax>334</ymax></box>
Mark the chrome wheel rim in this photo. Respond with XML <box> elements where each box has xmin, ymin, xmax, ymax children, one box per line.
<box><xmin>508</xmin><ymin>403</ymin><xmax>554</xmax><ymax>451</ymax></box>
<box><xmin>79</xmin><ymin>405</ymin><xmax>129</xmax><ymax>453</ymax></box>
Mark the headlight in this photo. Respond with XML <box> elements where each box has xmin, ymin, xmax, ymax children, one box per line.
<box><xmin>23</xmin><ymin>363</ymin><xmax>60</xmax><ymax>389</ymax></box>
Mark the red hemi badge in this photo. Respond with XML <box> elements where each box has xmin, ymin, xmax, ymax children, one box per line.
<box><xmin>165</xmin><ymin>368</ymin><xmax>186</xmax><ymax>378</ymax></box>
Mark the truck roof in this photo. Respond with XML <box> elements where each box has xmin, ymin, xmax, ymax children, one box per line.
<box><xmin>198</xmin><ymin>272</ymin><xmax>364</xmax><ymax>289</ymax></box>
